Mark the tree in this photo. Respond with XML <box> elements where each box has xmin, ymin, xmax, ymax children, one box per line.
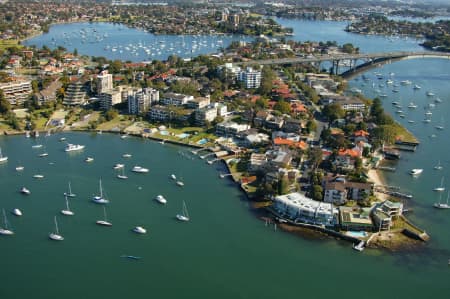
<box><xmin>309</xmin><ymin>147</ymin><xmax>323</xmax><ymax>170</ymax></box>
<box><xmin>273</xmin><ymin>99</ymin><xmax>291</xmax><ymax>114</ymax></box>
<box><xmin>305</xmin><ymin>119</ymin><xmax>317</xmax><ymax>134</ymax></box>
<box><xmin>278</xmin><ymin>176</ymin><xmax>290</xmax><ymax>195</ymax></box>
<box><xmin>109</xmin><ymin>60</ymin><xmax>123</xmax><ymax>74</ymax></box>
<box><xmin>104</xmin><ymin>109</ymin><xmax>118</xmax><ymax>121</ymax></box>
<box><xmin>312</xmin><ymin>185</ymin><xmax>323</xmax><ymax>201</ymax></box>
<box><xmin>322</xmin><ymin>103</ymin><xmax>345</xmax><ymax>124</ymax></box>
<box><xmin>0</xmin><ymin>90</ymin><xmax>11</xmax><ymax>114</ymax></box>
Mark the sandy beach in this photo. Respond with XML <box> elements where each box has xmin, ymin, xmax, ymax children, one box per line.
<box><xmin>368</xmin><ymin>169</ymin><xmax>388</xmax><ymax>200</ymax></box>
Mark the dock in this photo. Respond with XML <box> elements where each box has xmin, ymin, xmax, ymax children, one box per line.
<box><xmin>377</xmin><ymin>166</ymin><xmax>396</xmax><ymax>172</ymax></box>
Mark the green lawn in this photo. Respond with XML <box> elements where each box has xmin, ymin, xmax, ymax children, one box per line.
<box><xmin>0</xmin><ymin>39</ymin><xmax>21</xmax><ymax>51</ymax></box>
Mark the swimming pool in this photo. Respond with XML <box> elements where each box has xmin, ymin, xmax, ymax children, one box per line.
<box><xmin>197</xmin><ymin>138</ymin><xmax>208</xmax><ymax>145</ymax></box>
<box><xmin>345</xmin><ymin>231</ymin><xmax>368</xmax><ymax>238</ymax></box>
<box><xmin>160</xmin><ymin>130</ymin><xmax>169</xmax><ymax>136</ymax></box>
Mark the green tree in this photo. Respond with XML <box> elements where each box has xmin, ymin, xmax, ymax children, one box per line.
<box><xmin>104</xmin><ymin>109</ymin><xmax>118</xmax><ymax>121</ymax></box>
<box><xmin>0</xmin><ymin>90</ymin><xmax>11</xmax><ymax>114</ymax></box>
<box><xmin>278</xmin><ymin>176</ymin><xmax>290</xmax><ymax>195</ymax></box>
<box><xmin>273</xmin><ymin>99</ymin><xmax>291</xmax><ymax>114</ymax></box>
<box><xmin>322</xmin><ymin>103</ymin><xmax>345</xmax><ymax>124</ymax></box>
<box><xmin>312</xmin><ymin>185</ymin><xmax>323</xmax><ymax>201</ymax></box>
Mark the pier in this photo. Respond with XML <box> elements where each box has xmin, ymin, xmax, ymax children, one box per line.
<box><xmin>207</xmin><ymin>158</ymin><xmax>220</xmax><ymax>164</ymax></box>
<box><xmin>191</xmin><ymin>147</ymin><xmax>209</xmax><ymax>155</ymax></box>
<box><xmin>200</xmin><ymin>152</ymin><xmax>215</xmax><ymax>159</ymax></box>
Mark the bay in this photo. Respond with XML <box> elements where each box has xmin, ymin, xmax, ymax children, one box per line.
<box><xmin>23</xmin><ymin>22</ymin><xmax>253</xmax><ymax>62</ymax></box>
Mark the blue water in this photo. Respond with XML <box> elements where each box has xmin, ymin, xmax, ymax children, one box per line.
<box><xmin>23</xmin><ymin>22</ymin><xmax>253</xmax><ymax>62</ymax></box>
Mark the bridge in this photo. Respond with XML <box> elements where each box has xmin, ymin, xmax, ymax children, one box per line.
<box><xmin>235</xmin><ymin>51</ymin><xmax>450</xmax><ymax>77</ymax></box>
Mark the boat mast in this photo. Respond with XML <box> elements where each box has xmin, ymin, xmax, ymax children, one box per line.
<box><xmin>54</xmin><ymin>216</ymin><xmax>60</xmax><ymax>235</ymax></box>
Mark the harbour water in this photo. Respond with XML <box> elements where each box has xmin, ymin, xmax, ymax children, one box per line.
<box><xmin>23</xmin><ymin>22</ymin><xmax>253</xmax><ymax>62</ymax></box>
<box><xmin>6</xmin><ymin>18</ymin><xmax>450</xmax><ymax>298</ymax></box>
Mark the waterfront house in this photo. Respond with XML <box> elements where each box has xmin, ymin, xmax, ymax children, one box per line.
<box><xmin>0</xmin><ymin>79</ymin><xmax>32</xmax><ymax>105</ymax></box>
<box><xmin>339</xmin><ymin>207</ymin><xmax>373</xmax><ymax>231</ymax></box>
<box><xmin>273</xmin><ymin>192</ymin><xmax>337</xmax><ymax>227</ymax></box>
<box><xmin>149</xmin><ymin>105</ymin><xmax>170</xmax><ymax>122</ymax></box>
<box><xmin>323</xmin><ymin>175</ymin><xmax>373</xmax><ymax>204</ymax></box>
<box><xmin>249</xmin><ymin>153</ymin><xmax>268</xmax><ymax>172</ymax></box>
<box><xmin>215</xmin><ymin>121</ymin><xmax>250</xmax><ymax>137</ymax></box>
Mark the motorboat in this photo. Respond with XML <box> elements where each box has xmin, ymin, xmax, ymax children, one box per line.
<box><xmin>170</xmin><ymin>174</ymin><xmax>176</xmax><ymax>180</ymax></box>
<box><xmin>410</xmin><ymin>169</ymin><xmax>423</xmax><ymax>175</ymax></box>
<box><xmin>15</xmin><ymin>166</ymin><xmax>24</xmax><ymax>171</ymax></box>
<box><xmin>85</xmin><ymin>157</ymin><xmax>94</xmax><ymax>162</ymax></box>
<box><xmin>176</xmin><ymin>180</ymin><xmax>184</xmax><ymax>187</ymax></box>
<box><xmin>20</xmin><ymin>187</ymin><xmax>31</xmax><ymax>195</ymax></box>
<box><xmin>407</xmin><ymin>103</ymin><xmax>417</xmax><ymax>109</ymax></box>
<box><xmin>413</xmin><ymin>84</ymin><xmax>421</xmax><ymax>90</ymax></box>
<box><xmin>31</xmin><ymin>144</ymin><xmax>43</xmax><ymax>149</ymax></box>
<box><xmin>59</xmin><ymin>137</ymin><xmax>66</xmax><ymax>142</ymax></box>
<box><xmin>122</xmin><ymin>153</ymin><xmax>132</xmax><ymax>158</ymax></box>
<box><xmin>426</xmin><ymin>91</ymin><xmax>435</xmax><ymax>97</ymax></box>
<box><xmin>12</xmin><ymin>208</ymin><xmax>22</xmax><ymax>216</ymax></box>
<box><xmin>65</xmin><ymin>143</ymin><xmax>85</xmax><ymax>152</ymax></box>
<box><xmin>155</xmin><ymin>195</ymin><xmax>167</xmax><ymax>204</ymax></box>
<box><xmin>352</xmin><ymin>241</ymin><xmax>365</xmax><ymax>252</ymax></box>
<box><xmin>132</xmin><ymin>166</ymin><xmax>149</xmax><ymax>173</ymax></box>
<box><xmin>33</xmin><ymin>174</ymin><xmax>44</xmax><ymax>179</ymax></box>
<box><xmin>132</xmin><ymin>226</ymin><xmax>147</xmax><ymax>234</ymax></box>
<box><xmin>39</xmin><ymin>153</ymin><xmax>49</xmax><ymax>157</ymax></box>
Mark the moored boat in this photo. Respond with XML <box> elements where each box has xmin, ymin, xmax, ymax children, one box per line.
<box><xmin>132</xmin><ymin>226</ymin><xmax>147</xmax><ymax>234</ymax></box>
<box><xmin>410</xmin><ymin>169</ymin><xmax>423</xmax><ymax>175</ymax></box>
<box><xmin>132</xmin><ymin>166</ymin><xmax>149</xmax><ymax>173</ymax></box>
<box><xmin>155</xmin><ymin>195</ymin><xmax>167</xmax><ymax>204</ymax></box>
<box><xmin>65</xmin><ymin>143</ymin><xmax>85</xmax><ymax>152</ymax></box>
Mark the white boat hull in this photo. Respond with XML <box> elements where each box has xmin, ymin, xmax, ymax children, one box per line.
<box><xmin>49</xmin><ymin>233</ymin><xmax>64</xmax><ymax>241</ymax></box>
<box><xmin>96</xmin><ymin>220</ymin><xmax>112</xmax><ymax>226</ymax></box>
<box><xmin>61</xmin><ymin>210</ymin><xmax>74</xmax><ymax>216</ymax></box>
<box><xmin>0</xmin><ymin>228</ymin><xmax>14</xmax><ymax>235</ymax></box>
<box><xmin>176</xmin><ymin>214</ymin><xmax>189</xmax><ymax>222</ymax></box>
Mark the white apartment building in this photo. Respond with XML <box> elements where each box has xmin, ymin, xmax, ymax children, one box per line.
<box><xmin>161</xmin><ymin>92</ymin><xmax>193</xmax><ymax>106</ymax></box>
<box><xmin>96</xmin><ymin>70</ymin><xmax>113</xmax><ymax>95</ymax></box>
<box><xmin>0</xmin><ymin>80</ymin><xmax>32</xmax><ymax>105</ymax></box>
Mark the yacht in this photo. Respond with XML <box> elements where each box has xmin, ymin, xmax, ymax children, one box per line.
<box><xmin>413</xmin><ymin>84</ymin><xmax>421</xmax><ymax>90</ymax></box>
<box><xmin>132</xmin><ymin>226</ymin><xmax>147</xmax><ymax>234</ymax></box>
<box><xmin>117</xmin><ymin>167</ymin><xmax>128</xmax><ymax>179</ymax></box>
<box><xmin>12</xmin><ymin>208</ymin><xmax>22</xmax><ymax>216</ymax></box>
<box><xmin>39</xmin><ymin>152</ymin><xmax>49</xmax><ymax>157</ymax></box>
<box><xmin>425</xmin><ymin>111</ymin><xmax>433</xmax><ymax>116</ymax></box>
<box><xmin>59</xmin><ymin>137</ymin><xmax>66</xmax><ymax>142</ymax></box>
<box><xmin>170</xmin><ymin>174</ymin><xmax>176</xmax><ymax>180</ymax></box>
<box><xmin>400</xmin><ymin>80</ymin><xmax>412</xmax><ymax>85</ymax></box>
<box><xmin>434</xmin><ymin>192</ymin><xmax>450</xmax><ymax>209</ymax></box>
<box><xmin>20</xmin><ymin>187</ymin><xmax>31</xmax><ymax>195</ymax></box>
<box><xmin>92</xmin><ymin>179</ymin><xmax>109</xmax><ymax>204</ymax></box>
<box><xmin>33</xmin><ymin>174</ymin><xmax>44</xmax><ymax>179</ymax></box>
<box><xmin>176</xmin><ymin>201</ymin><xmax>190</xmax><ymax>222</ymax></box>
<box><xmin>15</xmin><ymin>166</ymin><xmax>24</xmax><ymax>171</ymax></box>
<box><xmin>0</xmin><ymin>209</ymin><xmax>14</xmax><ymax>235</ymax></box>
<box><xmin>0</xmin><ymin>147</ymin><xmax>8</xmax><ymax>163</ymax></box>
<box><xmin>407</xmin><ymin>103</ymin><xmax>417</xmax><ymax>109</ymax></box>
<box><xmin>435</xmin><ymin>98</ymin><xmax>442</xmax><ymax>103</ymax></box>
<box><xmin>49</xmin><ymin>216</ymin><xmax>64</xmax><ymax>241</ymax></box>
<box><xmin>61</xmin><ymin>195</ymin><xmax>74</xmax><ymax>216</ymax></box>
<box><xmin>85</xmin><ymin>157</ymin><xmax>94</xmax><ymax>163</ymax></box>
<box><xmin>132</xmin><ymin>166</ymin><xmax>149</xmax><ymax>173</ymax></box>
<box><xmin>433</xmin><ymin>177</ymin><xmax>445</xmax><ymax>192</ymax></box>
<box><xmin>113</xmin><ymin>163</ymin><xmax>125</xmax><ymax>170</ymax></box>
<box><xmin>423</xmin><ymin>119</ymin><xmax>431</xmax><ymax>123</ymax></box>
<box><xmin>176</xmin><ymin>180</ymin><xmax>184</xmax><ymax>187</ymax></box>
<box><xmin>65</xmin><ymin>143</ymin><xmax>85</xmax><ymax>152</ymax></box>
<box><xmin>31</xmin><ymin>144</ymin><xmax>43</xmax><ymax>149</ymax></box>
<box><xmin>426</xmin><ymin>91</ymin><xmax>435</xmax><ymax>97</ymax></box>
<box><xmin>122</xmin><ymin>153</ymin><xmax>132</xmax><ymax>158</ymax></box>
<box><xmin>96</xmin><ymin>206</ymin><xmax>112</xmax><ymax>226</ymax></box>
<box><xmin>410</xmin><ymin>169</ymin><xmax>423</xmax><ymax>175</ymax></box>
<box><xmin>155</xmin><ymin>195</ymin><xmax>167</xmax><ymax>204</ymax></box>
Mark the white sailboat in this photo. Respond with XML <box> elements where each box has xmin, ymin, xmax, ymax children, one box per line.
<box><xmin>433</xmin><ymin>177</ymin><xmax>445</xmax><ymax>192</ymax></box>
<box><xmin>434</xmin><ymin>191</ymin><xmax>450</xmax><ymax>209</ymax></box>
<box><xmin>434</xmin><ymin>160</ymin><xmax>443</xmax><ymax>170</ymax></box>
<box><xmin>176</xmin><ymin>201</ymin><xmax>190</xmax><ymax>222</ymax></box>
<box><xmin>117</xmin><ymin>167</ymin><xmax>128</xmax><ymax>179</ymax></box>
<box><xmin>61</xmin><ymin>195</ymin><xmax>74</xmax><ymax>216</ymax></box>
<box><xmin>0</xmin><ymin>209</ymin><xmax>14</xmax><ymax>235</ymax></box>
<box><xmin>49</xmin><ymin>216</ymin><xmax>64</xmax><ymax>241</ymax></box>
<box><xmin>92</xmin><ymin>179</ymin><xmax>109</xmax><ymax>204</ymax></box>
<box><xmin>0</xmin><ymin>147</ymin><xmax>8</xmax><ymax>163</ymax></box>
<box><xmin>96</xmin><ymin>206</ymin><xmax>112</xmax><ymax>226</ymax></box>
<box><xmin>64</xmin><ymin>181</ymin><xmax>76</xmax><ymax>197</ymax></box>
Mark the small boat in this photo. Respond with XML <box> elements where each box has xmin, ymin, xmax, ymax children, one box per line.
<box><xmin>85</xmin><ymin>157</ymin><xmax>94</xmax><ymax>163</ymax></box>
<box><xmin>39</xmin><ymin>152</ymin><xmax>49</xmax><ymax>157</ymax></box>
<box><xmin>120</xmin><ymin>134</ymin><xmax>129</xmax><ymax>139</ymax></box>
<box><xmin>170</xmin><ymin>174</ymin><xmax>176</xmax><ymax>180</ymax></box>
<box><xmin>33</xmin><ymin>174</ymin><xmax>44</xmax><ymax>179</ymax></box>
<box><xmin>352</xmin><ymin>241</ymin><xmax>365</xmax><ymax>252</ymax></box>
<box><xmin>434</xmin><ymin>191</ymin><xmax>450</xmax><ymax>209</ymax></box>
<box><xmin>413</xmin><ymin>84</ymin><xmax>421</xmax><ymax>90</ymax></box>
<box><xmin>433</xmin><ymin>177</ymin><xmax>445</xmax><ymax>192</ymax></box>
<box><xmin>426</xmin><ymin>91</ymin><xmax>435</xmax><ymax>97</ymax></box>
<box><xmin>132</xmin><ymin>166</ymin><xmax>149</xmax><ymax>173</ymax></box>
<box><xmin>117</xmin><ymin>167</ymin><xmax>128</xmax><ymax>179</ymax></box>
<box><xmin>407</xmin><ymin>103</ymin><xmax>417</xmax><ymax>109</ymax></box>
<box><xmin>12</xmin><ymin>208</ymin><xmax>22</xmax><ymax>216</ymax></box>
<box><xmin>408</xmin><ymin>120</ymin><xmax>415</xmax><ymax>124</ymax></box>
<box><xmin>120</xmin><ymin>255</ymin><xmax>142</xmax><ymax>260</ymax></box>
<box><xmin>20</xmin><ymin>187</ymin><xmax>31</xmax><ymax>195</ymax></box>
<box><xmin>31</xmin><ymin>144</ymin><xmax>43</xmax><ymax>149</ymax></box>
<box><xmin>65</xmin><ymin>143</ymin><xmax>85</xmax><ymax>152</ymax></box>
<box><xmin>155</xmin><ymin>195</ymin><xmax>167</xmax><ymax>204</ymax></box>
<box><xmin>434</xmin><ymin>160</ymin><xmax>443</xmax><ymax>170</ymax></box>
<box><xmin>176</xmin><ymin>201</ymin><xmax>190</xmax><ymax>222</ymax></box>
<box><xmin>423</xmin><ymin>119</ymin><xmax>431</xmax><ymax>123</ymax></box>
<box><xmin>49</xmin><ymin>216</ymin><xmax>64</xmax><ymax>241</ymax></box>
<box><xmin>59</xmin><ymin>137</ymin><xmax>66</xmax><ymax>142</ymax></box>
<box><xmin>176</xmin><ymin>180</ymin><xmax>184</xmax><ymax>187</ymax></box>
<box><xmin>61</xmin><ymin>195</ymin><xmax>74</xmax><ymax>216</ymax></box>
<box><xmin>15</xmin><ymin>166</ymin><xmax>24</xmax><ymax>171</ymax></box>
<box><xmin>92</xmin><ymin>179</ymin><xmax>109</xmax><ymax>204</ymax></box>
<box><xmin>96</xmin><ymin>206</ymin><xmax>112</xmax><ymax>226</ymax></box>
<box><xmin>113</xmin><ymin>163</ymin><xmax>125</xmax><ymax>170</ymax></box>
<box><xmin>132</xmin><ymin>226</ymin><xmax>147</xmax><ymax>234</ymax></box>
<box><xmin>0</xmin><ymin>209</ymin><xmax>14</xmax><ymax>235</ymax></box>
<box><xmin>410</xmin><ymin>169</ymin><xmax>423</xmax><ymax>175</ymax></box>
<box><xmin>425</xmin><ymin>111</ymin><xmax>433</xmax><ymax>116</ymax></box>
<box><xmin>64</xmin><ymin>181</ymin><xmax>76</xmax><ymax>198</ymax></box>
<box><xmin>0</xmin><ymin>147</ymin><xmax>8</xmax><ymax>163</ymax></box>
<box><xmin>435</xmin><ymin>125</ymin><xmax>444</xmax><ymax>130</ymax></box>
<box><xmin>122</xmin><ymin>153</ymin><xmax>132</xmax><ymax>158</ymax></box>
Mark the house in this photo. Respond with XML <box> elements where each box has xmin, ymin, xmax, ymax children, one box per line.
<box><xmin>249</xmin><ymin>153</ymin><xmax>268</xmax><ymax>172</ymax></box>
<box><xmin>253</xmin><ymin>110</ymin><xmax>269</xmax><ymax>127</ymax></box>
<box><xmin>187</xmin><ymin>96</ymin><xmax>210</xmax><ymax>109</ymax></box>
<box><xmin>215</xmin><ymin>121</ymin><xmax>250</xmax><ymax>137</ymax></box>
<box><xmin>283</xmin><ymin>118</ymin><xmax>303</xmax><ymax>133</ymax></box>
<box><xmin>339</xmin><ymin>207</ymin><xmax>373</xmax><ymax>231</ymax></box>
<box><xmin>273</xmin><ymin>192</ymin><xmax>337</xmax><ymax>226</ymax></box>
<box><xmin>323</xmin><ymin>175</ymin><xmax>373</xmax><ymax>204</ymax></box>
<box><xmin>36</xmin><ymin>79</ymin><xmax>61</xmax><ymax>104</ymax></box>
<box><xmin>264</xmin><ymin>115</ymin><xmax>284</xmax><ymax>130</ymax></box>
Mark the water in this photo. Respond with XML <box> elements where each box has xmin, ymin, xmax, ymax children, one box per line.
<box><xmin>5</xmin><ymin>18</ymin><xmax>450</xmax><ymax>298</ymax></box>
<box><xmin>23</xmin><ymin>22</ymin><xmax>253</xmax><ymax>62</ymax></box>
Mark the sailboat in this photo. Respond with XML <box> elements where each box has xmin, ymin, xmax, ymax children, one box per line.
<box><xmin>434</xmin><ymin>191</ymin><xmax>450</xmax><ymax>209</ymax></box>
<box><xmin>0</xmin><ymin>209</ymin><xmax>14</xmax><ymax>235</ymax></box>
<box><xmin>64</xmin><ymin>181</ymin><xmax>76</xmax><ymax>197</ymax></box>
<box><xmin>176</xmin><ymin>201</ymin><xmax>190</xmax><ymax>222</ymax></box>
<box><xmin>96</xmin><ymin>206</ymin><xmax>112</xmax><ymax>226</ymax></box>
<box><xmin>0</xmin><ymin>147</ymin><xmax>8</xmax><ymax>163</ymax></box>
<box><xmin>176</xmin><ymin>175</ymin><xmax>184</xmax><ymax>186</ymax></box>
<box><xmin>434</xmin><ymin>160</ymin><xmax>443</xmax><ymax>170</ymax></box>
<box><xmin>433</xmin><ymin>177</ymin><xmax>445</xmax><ymax>192</ymax></box>
<box><xmin>92</xmin><ymin>179</ymin><xmax>109</xmax><ymax>204</ymax></box>
<box><xmin>49</xmin><ymin>216</ymin><xmax>64</xmax><ymax>241</ymax></box>
<box><xmin>61</xmin><ymin>195</ymin><xmax>74</xmax><ymax>216</ymax></box>
<box><xmin>117</xmin><ymin>167</ymin><xmax>128</xmax><ymax>179</ymax></box>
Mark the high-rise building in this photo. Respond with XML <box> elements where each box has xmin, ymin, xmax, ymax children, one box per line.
<box><xmin>96</xmin><ymin>70</ymin><xmax>113</xmax><ymax>95</ymax></box>
<box><xmin>63</xmin><ymin>81</ymin><xmax>86</xmax><ymax>106</ymax></box>
<box><xmin>239</xmin><ymin>67</ymin><xmax>261</xmax><ymax>89</ymax></box>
